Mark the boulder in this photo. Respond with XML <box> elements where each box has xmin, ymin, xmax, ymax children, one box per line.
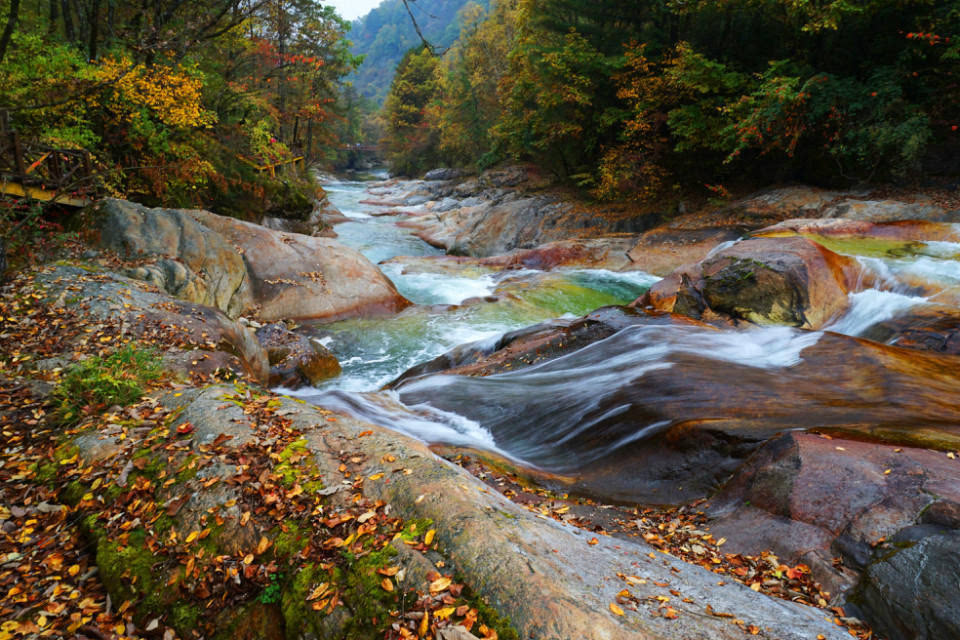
<box><xmin>189</xmin><ymin>210</ymin><xmax>410</xmax><ymax>322</ymax></box>
<box><xmin>83</xmin><ymin>199</ymin><xmax>410</xmax><ymax>323</ymax></box>
<box><xmin>423</xmin><ymin>168</ymin><xmax>464</xmax><ymax>181</ymax></box>
<box><xmin>627</xmin><ymin>227</ymin><xmax>743</xmax><ymax>276</ymax></box>
<box><xmin>86</xmin><ymin>198</ymin><xmax>254</xmax><ymax>317</ymax></box>
<box><xmin>255</xmin><ymin>323</ymin><xmax>341</xmax><ymax>388</ymax></box>
<box><xmin>37</xmin><ymin>265</ymin><xmax>269</xmax><ymax>383</ymax></box>
<box><xmin>706</xmin><ymin>432</ymin><xmax>960</xmax><ymax>599</ymax></box>
<box><xmin>861</xmin><ymin>306</ymin><xmax>960</xmax><ymax>355</ymax></box>
<box><xmin>638</xmin><ymin>236</ymin><xmax>861</xmax><ymax>329</ymax></box>
<box><xmin>855</xmin><ymin>529</ymin><xmax>960</xmax><ymax>640</ymax></box>
<box><xmin>822</xmin><ymin>198</ymin><xmax>956</xmax><ymax>223</ymax></box>
<box><xmin>755</xmin><ymin>218</ymin><xmax>960</xmax><ymax>244</ymax></box>
<box><xmin>733</xmin><ymin>186</ymin><xmax>842</xmax><ymax>219</ymax></box>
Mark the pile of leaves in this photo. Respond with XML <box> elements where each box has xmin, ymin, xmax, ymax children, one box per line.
<box><xmin>452</xmin><ymin>455</ymin><xmax>877</xmax><ymax>640</ymax></box>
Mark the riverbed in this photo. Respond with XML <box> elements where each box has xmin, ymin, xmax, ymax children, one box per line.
<box><xmin>291</xmin><ymin>175</ymin><xmax>960</xmax><ymax>484</ymax></box>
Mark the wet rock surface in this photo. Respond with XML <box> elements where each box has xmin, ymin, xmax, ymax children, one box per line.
<box><xmin>255</xmin><ymin>322</ymin><xmax>341</xmax><ymax>388</ymax></box>
<box><xmin>706</xmin><ymin>433</ymin><xmax>960</xmax><ymax>600</ymax></box>
<box><xmin>854</xmin><ymin>528</ymin><xmax>960</xmax><ymax>640</ymax></box>
<box><xmin>639</xmin><ymin>236</ymin><xmax>861</xmax><ymax>328</ymax></box>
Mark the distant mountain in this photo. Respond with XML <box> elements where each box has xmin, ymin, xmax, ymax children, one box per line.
<box><xmin>348</xmin><ymin>0</ymin><xmax>490</xmax><ymax>105</ymax></box>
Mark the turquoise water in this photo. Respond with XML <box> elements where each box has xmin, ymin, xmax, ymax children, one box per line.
<box><xmin>298</xmin><ymin>178</ymin><xmax>658</xmax><ymax>391</ymax></box>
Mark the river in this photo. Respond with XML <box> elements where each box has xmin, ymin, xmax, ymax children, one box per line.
<box><xmin>288</xmin><ymin>175</ymin><xmax>960</xmax><ymax>496</ymax></box>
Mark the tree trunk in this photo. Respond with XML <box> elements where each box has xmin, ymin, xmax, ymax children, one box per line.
<box><xmin>48</xmin><ymin>0</ymin><xmax>59</xmax><ymax>35</ymax></box>
<box><xmin>88</xmin><ymin>0</ymin><xmax>100</xmax><ymax>60</ymax></box>
<box><xmin>0</xmin><ymin>0</ymin><xmax>21</xmax><ymax>65</ymax></box>
<box><xmin>60</xmin><ymin>0</ymin><xmax>75</xmax><ymax>42</ymax></box>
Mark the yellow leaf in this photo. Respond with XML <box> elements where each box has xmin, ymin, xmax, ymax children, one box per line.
<box><xmin>306</xmin><ymin>583</ymin><xmax>329</xmax><ymax>601</ymax></box>
<box><xmin>418</xmin><ymin>610</ymin><xmax>429</xmax><ymax>638</ymax></box>
<box><xmin>243</xmin><ymin>554</ymin><xmax>254</xmax><ymax>565</ymax></box>
<box><xmin>380</xmin><ymin>578</ymin><xmax>394</xmax><ymax>592</ymax></box>
<box><xmin>368</xmin><ymin>473</ymin><xmax>384</xmax><ymax>481</ymax></box>
<box><xmin>424</xmin><ymin>529</ymin><xmax>436</xmax><ymax>546</ymax></box>
<box><xmin>240</xmin><ymin>512</ymin><xmax>251</xmax><ymax>526</ymax></box>
<box><xmin>68</xmin><ymin>565</ymin><xmax>80</xmax><ymax>577</ymax></box>
<box><xmin>609</xmin><ymin>603</ymin><xmax>624</xmax><ymax>616</ymax></box>
<box><xmin>257</xmin><ymin>536</ymin><xmax>272</xmax><ymax>555</ymax></box>
<box><xmin>434</xmin><ymin>606</ymin><xmax>456</xmax><ymax>620</ymax></box>
<box><xmin>429</xmin><ymin>577</ymin><xmax>451</xmax><ymax>594</ymax></box>
<box><xmin>377</xmin><ymin>566</ymin><xmax>400</xmax><ymax>577</ymax></box>
<box><xmin>750</xmin><ymin>582</ymin><xmax>762</xmax><ymax>591</ymax></box>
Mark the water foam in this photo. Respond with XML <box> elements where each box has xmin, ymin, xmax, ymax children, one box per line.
<box><xmin>827</xmin><ymin>289</ymin><xmax>929</xmax><ymax>337</ymax></box>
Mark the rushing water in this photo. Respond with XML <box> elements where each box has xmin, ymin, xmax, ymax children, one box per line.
<box><xmin>298</xmin><ymin>178</ymin><xmax>659</xmax><ymax>391</ymax></box>
<box><xmin>289</xmin><ymin>176</ymin><xmax>960</xmax><ymax>481</ymax></box>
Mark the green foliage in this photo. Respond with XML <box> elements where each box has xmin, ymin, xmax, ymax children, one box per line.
<box><xmin>349</xmin><ymin>0</ymin><xmax>492</xmax><ymax>104</ymax></box>
<box><xmin>382</xmin><ymin>45</ymin><xmax>443</xmax><ymax>176</ymax></box>
<box><xmin>0</xmin><ymin>0</ymin><xmax>360</xmax><ymax>218</ymax></box>
<box><xmin>259</xmin><ymin>573</ymin><xmax>283</xmax><ymax>604</ymax></box>
<box><xmin>398</xmin><ymin>0</ymin><xmax>960</xmax><ymax>196</ymax></box>
<box><xmin>55</xmin><ymin>344</ymin><xmax>163</xmax><ymax>424</ymax></box>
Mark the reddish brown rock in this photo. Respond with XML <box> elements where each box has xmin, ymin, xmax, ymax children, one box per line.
<box><xmin>637</xmin><ymin>236</ymin><xmax>861</xmax><ymax>328</ymax></box>
<box><xmin>755</xmin><ymin>218</ymin><xmax>960</xmax><ymax>244</ymax></box>
<box><xmin>627</xmin><ymin>227</ymin><xmax>744</xmax><ymax>276</ymax></box>
<box><xmin>255</xmin><ymin>322</ymin><xmax>340</xmax><ymax>388</ymax></box>
<box><xmin>708</xmin><ymin>433</ymin><xmax>960</xmax><ymax>591</ymax></box>
<box><xmin>861</xmin><ymin>306</ymin><xmax>960</xmax><ymax>355</ymax></box>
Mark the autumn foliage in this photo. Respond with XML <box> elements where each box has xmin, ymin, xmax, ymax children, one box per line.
<box><xmin>383</xmin><ymin>0</ymin><xmax>960</xmax><ymax>198</ymax></box>
<box><xmin>0</xmin><ymin>0</ymin><xmax>359</xmax><ymax>216</ymax></box>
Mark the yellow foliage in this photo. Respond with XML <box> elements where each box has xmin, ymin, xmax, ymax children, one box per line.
<box><xmin>93</xmin><ymin>57</ymin><xmax>216</xmax><ymax>128</ymax></box>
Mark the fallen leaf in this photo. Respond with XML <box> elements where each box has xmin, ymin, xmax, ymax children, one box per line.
<box><xmin>429</xmin><ymin>577</ymin><xmax>452</xmax><ymax>594</ymax></box>
<box><xmin>257</xmin><ymin>536</ymin><xmax>271</xmax><ymax>555</ymax></box>
<box><xmin>306</xmin><ymin>583</ymin><xmax>329</xmax><ymax>601</ymax></box>
<box><xmin>424</xmin><ymin>529</ymin><xmax>436</xmax><ymax>546</ymax></box>
<box><xmin>609</xmin><ymin>603</ymin><xmax>624</xmax><ymax>616</ymax></box>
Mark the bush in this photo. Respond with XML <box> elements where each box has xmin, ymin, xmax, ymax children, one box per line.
<box><xmin>55</xmin><ymin>344</ymin><xmax>164</xmax><ymax>424</ymax></box>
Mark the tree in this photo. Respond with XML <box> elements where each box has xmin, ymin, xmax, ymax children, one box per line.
<box><xmin>382</xmin><ymin>45</ymin><xmax>441</xmax><ymax>176</ymax></box>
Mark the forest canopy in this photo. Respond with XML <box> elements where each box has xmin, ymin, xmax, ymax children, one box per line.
<box><xmin>383</xmin><ymin>0</ymin><xmax>960</xmax><ymax>199</ymax></box>
<box><xmin>0</xmin><ymin>0</ymin><xmax>360</xmax><ymax>216</ymax></box>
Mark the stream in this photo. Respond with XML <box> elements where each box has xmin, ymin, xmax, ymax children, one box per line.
<box><xmin>289</xmin><ymin>176</ymin><xmax>960</xmax><ymax>489</ymax></box>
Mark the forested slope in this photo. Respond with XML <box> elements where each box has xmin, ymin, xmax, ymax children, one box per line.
<box><xmin>349</xmin><ymin>0</ymin><xmax>490</xmax><ymax>104</ymax></box>
<box><xmin>383</xmin><ymin>0</ymin><xmax>960</xmax><ymax>197</ymax></box>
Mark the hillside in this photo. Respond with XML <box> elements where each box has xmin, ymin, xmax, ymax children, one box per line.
<box><xmin>349</xmin><ymin>0</ymin><xmax>490</xmax><ymax>104</ymax></box>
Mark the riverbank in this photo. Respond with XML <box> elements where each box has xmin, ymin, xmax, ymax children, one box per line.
<box><xmin>2</xmin><ymin>167</ymin><xmax>959</xmax><ymax>639</ymax></box>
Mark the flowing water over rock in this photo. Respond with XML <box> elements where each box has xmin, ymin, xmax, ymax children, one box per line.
<box><xmin>297</xmin><ymin>178</ymin><xmax>659</xmax><ymax>391</ymax></box>
<box><xmin>296</xmin><ymin>178</ymin><xmax>960</xmax><ymax>505</ymax></box>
